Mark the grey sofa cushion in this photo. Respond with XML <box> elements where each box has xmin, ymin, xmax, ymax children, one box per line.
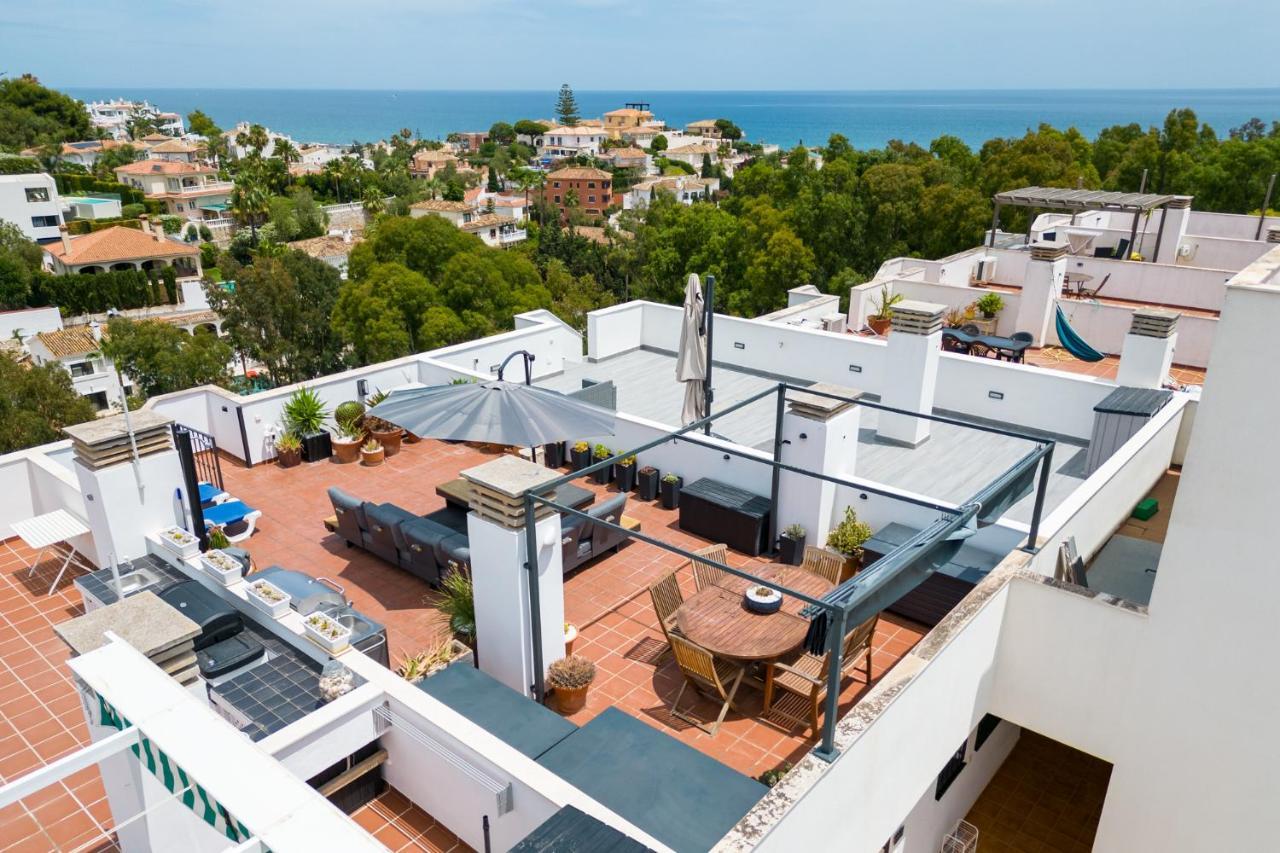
<box><xmin>588</xmin><ymin>494</ymin><xmax>627</xmax><ymax>527</ymax></box>
<box><xmin>328</xmin><ymin>487</ymin><xmax>367</xmax><ymax>528</ymax></box>
<box><xmin>436</xmin><ymin>533</ymin><xmax>471</xmax><ymax>573</ymax></box>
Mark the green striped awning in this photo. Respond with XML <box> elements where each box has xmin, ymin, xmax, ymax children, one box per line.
<box><xmin>95</xmin><ymin>695</ymin><xmax>256</xmax><ymax>845</ymax></box>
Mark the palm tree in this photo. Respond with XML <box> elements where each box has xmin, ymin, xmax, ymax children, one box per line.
<box><xmin>272</xmin><ymin>138</ymin><xmax>300</xmax><ymax>165</ymax></box>
<box><xmin>230</xmin><ymin>174</ymin><xmax>270</xmax><ymax>244</ymax></box>
<box><xmin>236</xmin><ymin>124</ymin><xmax>269</xmax><ymax>157</ymax></box>
<box><xmin>361</xmin><ymin>186</ymin><xmax>385</xmax><ymax>217</ymax></box>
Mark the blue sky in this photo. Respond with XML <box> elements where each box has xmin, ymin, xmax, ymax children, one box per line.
<box><xmin>3</xmin><ymin>0</ymin><xmax>1273</xmax><ymax>90</ymax></box>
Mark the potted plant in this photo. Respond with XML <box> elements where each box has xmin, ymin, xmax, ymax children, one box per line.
<box><xmin>637</xmin><ymin>465</ymin><xmax>661</xmax><ymax>501</ymax></box>
<box><xmin>543</xmin><ymin>441</ymin><xmax>566</xmax><ymax>469</ymax></box>
<box><xmin>206</xmin><ymin>526</ymin><xmax>231</xmax><ymax>551</ymax></box>
<box><xmin>200</xmin><ymin>548</ymin><xmax>244</xmax><ymax>586</ymax></box>
<box><xmin>304</xmin><ymin>611</ymin><xmax>352</xmax><ymax>654</ymax></box>
<box><xmin>590</xmin><ymin>444</ymin><xmax>613</xmax><ymax>485</ymax></box>
<box><xmin>246</xmin><ymin>579</ymin><xmax>291</xmax><ymax>618</ymax></box>
<box><xmin>660</xmin><ymin>472</ymin><xmax>682</xmax><ymax>509</ymax></box>
<box><xmin>564</xmin><ymin>622</ymin><xmax>579</xmax><ymax>655</ymax></box>
<box><xmin>334</xmin><ymin>399</ymin><xmax>365</xmax><ymax>433</ymax></box>
<box><xmin>826</xmin><ymin>506</ymin><xmax>873</xmax><ymax>579</ymax></box>
<box><xmin>397</xmin><ymin>638</ymin><xmax>471</xmax><ymax>683</ymax></box>
<box><xmin>570</xmin><ymin>441</ymin><xmax>591</xmax><ymax>471</ymax></box>
<box><xmin>283</xmin><ymin>386</ymin><xmax>332</xmax><ymax>462</ymax></box>
<box><xmin>158</xmin><ymin>525</ymin><xmax>199</xmax><ymax>559</ymax></box>
<box><xmin>867</xmin><ymin>285</ymin><xmax>903</xmax><ymax>336</ymax></box>
<box><xmin>362</xmin><ymin>389</ymin><xmax>403</xmax><ymax>455</ymax></box>
<box><xmin>547</xmin><ymin>654</ymin><xmax>596</xmax><ymax>714</ymax></box>
<box><xmin>744</xmin><ymin>584</ymin><xmax>783</xmax><ymax>614</ymax></box>
<box><xmin>275</xmin><ymin>432</ymin><xmax>303</xmax><ymax>468</ymax></box>
<box><xmin>614</xmin><ymin>455</ymin><xmax>637</xmax><ymax>491</ymax></box>
<box><xmin>360</xmin><ymin>438</ymin><xmax>384</xmax><ymax>466</ymax></box>
<box><xmin>780</xmin><ymin>523</ymin><xmax>806</xmax><ymax>565</ymax></box>
<box><xmin>439</xmin><ymin>570</ymin><xmax>476</xmax><ymax>650</ymax></box>
<box><xmin>976</xmin><ymin>292</ymin><xmax>1005</xmax><ymax>319</ymax></box>
<box><xmin>331</xmin><ymin>421</ymin><xmax>363</xmax><ymax>464</ymax></box>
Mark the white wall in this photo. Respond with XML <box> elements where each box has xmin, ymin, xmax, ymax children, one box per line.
<box><xmin>0</xmin><ymin>306</ymin><xmax>62</xmax><ymax>340</ymax></box>
<box><xmin>1029</xmin><ymin>395</ymin><xmax>1185</xmax><ymax>571</ymax></box>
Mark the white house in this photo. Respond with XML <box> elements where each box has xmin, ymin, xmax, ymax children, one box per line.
<box><xmin>287</xmin><ymin>231</ymin><xmax>364</xmax><ymax>278</ymax></box>
<box><xmin>408</xmin><ymin>198</ymin><xmax>475</xmax><ymax>227</ymax></box>
<box><xmin>623</xmin><ymin>175</ymin><xmax>718</xmax><ymax>210</ymax></box>
<box><xmin>114</xmin><ymin>160</ymin><xmax>234</xmax><ymax>222</ymax></box>
<box><xmin>86</xmin><ymin>100</ymin><xmax>184</xmax><ymax>140</ymax></box>
<box><xmin>0</xmin><ymin>172</ymin><xmax>64</xmax><ymax>242</ymax></box>
<box><xmin>534</xmin><ymin>125</ymin><xmax>608</xmax><ymax>160</ymax></box>
<box><xmin>460</xmin><ymin>213</ymin><xmax>527</xmax><ymax>249</ymax></box>
<box><xmin>663</xmin><ymin>142</ymin><xmax>725</xmax><ymax>174</ymax></box>
<box><xmin>410</xmin><ymin>199</ymin><xmax>527</xmax><ymax>248</ymax></box>
<box><xmin>27</xmin><ymin>323</ymin><xmax>130</xmax><ymax>411</ymax></box>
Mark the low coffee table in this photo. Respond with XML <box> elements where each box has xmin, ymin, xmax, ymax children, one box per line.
<box><xmin>435</xmin><ymin>478</ymin><xmax>596</xmax><ymax>514</ymax></box>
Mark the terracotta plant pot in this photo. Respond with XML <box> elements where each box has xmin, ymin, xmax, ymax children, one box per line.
<box><xmin>361</xmin><ymin>446</ymin><xmax>385</xmax><ymax>467</ymax></box>
<box><xmin>332</xmin><ymin>437</ymin><xmax>361</xmax><ymax>464</ymax></box>
<box><xmin>372</xmin><ymin>428</ymin><xmax>402</xmax><ymax>457</ymax></box>
<box><xmin>277</xmin><ymin>447</ymin><xmax>302</xmax><ymax>468</ymax></box>
<box><xmin>839</xmin><ymin>555</ymin><xmax>862</xmax><ymax>582</ymax></box>
<box><xmin>403</xmin><ymin>432</ymin><xmax>421</xmax><ymax>444</ymax></box>
<box><xmin>553</xmin><ymin>684</ymin><xmax>589</xmax><ymax>714</ymax></box>
<box><xmin>868</xmin><ymin>316</ymin><xmax>892</xmax><ymax>336</ymax></box>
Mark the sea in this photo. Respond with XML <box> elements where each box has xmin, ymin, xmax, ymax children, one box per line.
<box><xmin>65</xmin><ymin>88</ymin><xmax>1280</xmax><ymax>151</ymax></box>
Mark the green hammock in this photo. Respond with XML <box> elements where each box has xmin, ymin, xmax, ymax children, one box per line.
<box><xmin>1054</xmin><ymin>304</ymin><xmax>1105</xmax><ymax>362</ymax></box>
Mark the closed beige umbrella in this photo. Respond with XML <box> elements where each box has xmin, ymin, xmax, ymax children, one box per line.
<box><xmin>676</xmin><ymin>273</ymin><xmax>707</xmax><ymax>425</ymax></box>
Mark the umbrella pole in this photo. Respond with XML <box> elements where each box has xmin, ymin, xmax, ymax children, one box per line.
<box><xmin>703</xmin><ymin>275</ymin><xmax>715</xmax><ymax>435</ymax></box>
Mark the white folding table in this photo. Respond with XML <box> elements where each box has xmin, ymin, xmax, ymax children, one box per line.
<box><xmin>8</xmin><ymin>510</ymin><xmax>92</xmax><ymax>595</ymax></box>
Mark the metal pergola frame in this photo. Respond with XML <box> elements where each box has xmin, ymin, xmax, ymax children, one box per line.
<box><xmin>521</xmin><ymin>383</ymin><xmax>1054</xmax><ymax>760</ymax></box>
<box><xmin>988</xmin><ymin>185</ymin><xmax>1191</xmax><ymax>261</ymax></box>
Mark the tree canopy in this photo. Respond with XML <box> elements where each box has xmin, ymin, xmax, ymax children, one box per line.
<box><xmin>555</xmin><ymin>84</ymin><xmax>580</xmax><ymax>127</ymax></box>
<box><xmin>101</xmin><ymin>319</ymin><xmax>232</xmax><ymax>398</ymax></box>
<box><xmin>0</xmin><ymin>356</ymin><xmax>97</xmax><ymax>453</ymax></box>
<box><xmin>0</xmin><ymin>75</ymin><xmax>96</xmax><ymax>152</ymax></box>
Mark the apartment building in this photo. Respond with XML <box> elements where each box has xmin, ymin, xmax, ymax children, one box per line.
<box><xmin>541</xmin><ymin>166</ymin><xmax>613</xmax><ymax>220</ymax></box>
<box><xmin>0</xmin><ymin>172</ymin><xmax>63</xmax><ymax>241</ymax></box>
<box><xmin>113</xmin><ymin>160</ymin><xmax>234</xmax><ymax>222</ymax></box>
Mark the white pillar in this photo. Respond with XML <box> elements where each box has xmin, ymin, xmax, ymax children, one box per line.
<box><xmin>462</xmin><ymin>457</ymin><xmax>565</xmax><ymax>697</ymax></box>
<box><xmin>877</xmin><ymin>301</ymin><xmax>945</xmax><ymax>447</ymax></box>
<box><xmin>776</xmin><ymin>385</ymin><xmax>863</xmax><ymax>546</ymax></box>
<box><xmin>1115</xmin><ymin>309</ymin><xmax>1180</xmax><ymax>388</ymax></box>
<box><xmin>1153</xmin><ymin>197</ymin><xmax>1193</xmax><ymax>265</ymax></box>
<box><xmin>64</xmin><ymin>411</ymin><xmax>187</xmax><ymax>566</ymax></box>
<box><xmin>1014</xmin><ymin>241</ymin><xmax>1067</xmax><ymax>345</ymax></box>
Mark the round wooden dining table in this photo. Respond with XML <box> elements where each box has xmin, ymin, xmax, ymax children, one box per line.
<box><xmin>674</xmin><ymin>564</ymin><xmax>834</xmax><ymax>661</ymax></box>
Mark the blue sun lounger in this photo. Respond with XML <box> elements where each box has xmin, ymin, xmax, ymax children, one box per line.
<box><xmin>203</xmin><ymin>500</ymin><xmax>262</xmax><ymax>543</ymax></box>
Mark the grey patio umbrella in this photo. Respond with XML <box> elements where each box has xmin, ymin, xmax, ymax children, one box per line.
<box><xmin>676</xmin><ymin>273</ymin><xmax>707</xmax><ymax>425</ymax></box>
<box><xmin>364</xmin><ymin>380</ymin><xmax>616</xmax><ymax>448</ymax></box>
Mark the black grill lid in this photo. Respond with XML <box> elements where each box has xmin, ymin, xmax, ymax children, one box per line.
<box><xmin>158</xmin><ymin>580</ymin><xmax>243</xmax><ymax>650</ymax></box>
<box><xmin>197</xmin><ymin>634</ymin><xmax>264</xmax><ymax>679</ymax></box>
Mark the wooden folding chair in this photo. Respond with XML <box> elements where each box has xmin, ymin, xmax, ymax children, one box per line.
<box><xmin>668</xmin><ymin>634</ymin><xmax>746</xmax><ymax>736</ymax></box>
<box><xmin>648</xmin><ymin>571</ymin><xmax>684</xmax><ymax>646</ymax></box>
<box><xmin>690</xmin><ymin>542</ymin><xmax>731</xmax><ymax>592</ymax></box>
<box><xmin>800</xmin><ymin>546</ymin><xmax>844</xmax><ymax>584</ymax></box>
<box><xmin>764</xmin><ymin>614</ymin><xmax>878</xmax><ymax>735</ymax></box>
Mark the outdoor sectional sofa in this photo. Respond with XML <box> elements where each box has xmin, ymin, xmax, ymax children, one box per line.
<box><xmin>560</xmin><ymin>494</ymin><xmax>629</xmax><ymax>573</ymax></box>
<box><xmin>328</xmin><ymin>487</ymin><xmax>471</xmax><ymax>587</ymax></box>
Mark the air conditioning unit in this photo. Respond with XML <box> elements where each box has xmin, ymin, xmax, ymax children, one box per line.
<box><xmin>974</xmin><ymin>256</ymin><xmax>997</xmax><ymax>283</ymax></box>
<box><xmin>821</xmin><ymin>313</ymin><xmax>846</xmax><ymax>333</ymax></box>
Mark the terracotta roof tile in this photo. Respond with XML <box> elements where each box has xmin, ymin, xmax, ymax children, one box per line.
<box><xmin>114</xmin><ymin>160</ymin><xmax>216</xmax><ymax>176</ymax></box>
<box><xmin>546</xmin><ymin>167</ymin><xmax>612</xmax><ymax>180</ymax></box>
<box><xmin>288</xmin><ymin>233</ymin><xmax>364</xmax><ymax>257</ymax></box>
<box><xmin>44</xmin><ymin>226</ymin><xmax>199</xmax><ymax>266</ymax></box>
<box><xmin>460</xmin><ymin>214</ymin><xmax>516</xmax><ymax>231</ymax></box>
<box><xmin>410</xmin><ymin>199</ymin><xmax>473</xmax><ymax>213</ymax></box>
<box><xmin>35</xmin><ymin>327</ymin><xmax>102</xmax><ymax>358</ymax></box>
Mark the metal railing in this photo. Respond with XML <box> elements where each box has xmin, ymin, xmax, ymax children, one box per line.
<box><xmin>172</xmin><ymin>423</ymin><xmax>223</xmax><ymax>491</ymax></box>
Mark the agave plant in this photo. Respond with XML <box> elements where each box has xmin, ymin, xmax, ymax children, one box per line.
<box><xmin>282</xmin><ymin>386</ymin><xmax>329</xmax><ymax>435</ymax></box>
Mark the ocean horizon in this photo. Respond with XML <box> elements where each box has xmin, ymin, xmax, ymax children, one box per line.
<box><xmin>65</xmin><ymin>87</ymin><xmax>1280</xmax><ymax>150</ymax></box>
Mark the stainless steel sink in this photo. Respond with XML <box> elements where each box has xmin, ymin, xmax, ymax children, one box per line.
<box><xmin>319</xmin><ymin>606</ymin><xmax>375</xmax><ymax>638</ymax></box>
<box><xmin>115</xmin><ymin>566</ymin><xmax>162</xmax><ymax>595</ymax></box>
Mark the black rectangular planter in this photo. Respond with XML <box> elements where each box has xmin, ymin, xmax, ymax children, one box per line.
<box><xmin>543</xmin><ymin>442</ymin><xmax>565</xmax><ymax>469</ymax></box>
<box><xmin>591</xmin><ymin>461</ymin><xmax>613</xmax><ymax>485</ymax></box>
<box><xmin>615</xmin><ymin>464</ymin><xmax>636</xmax><ymax>492</ymax></box>
<box><xmin>637</xmin><ymin>468</ymin><xmax>660</xmax><ymax>501</ymax></box>
<box><xmin>300</xmin><ymin>430</ymin><xmax>332</xmax><ymax>463</ymax></box>
<box><xmin>660</xmin><ymin>476</ymin><xmax>682</xmax><ymax>510</ymax></box>
<box><xmin>570</xmin><ymin>446</ymin><xmax>591</xmax><ymax>471</ymax></box>
<box><xmin>779</xmin><ymin>534</ymin><xmax>806</xmax><ymax>565</ymax></box>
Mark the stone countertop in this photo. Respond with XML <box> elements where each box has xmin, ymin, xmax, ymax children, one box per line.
<box><xmin>56</xmin><ymin>590</ymin><xmax>199</xmax><ymax>657</ymax></box>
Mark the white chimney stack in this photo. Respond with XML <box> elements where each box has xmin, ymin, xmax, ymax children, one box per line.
<box><xmin>89</xmin><ymin>321</ymin><xmax>102</xmax><ymax>342</ymax></box>
<box><xmin>1116</xmin><ymin>309</ymin><xmax>1180</xmax><ymax>388</ymax></box>
<box><xmin>59</xmin><ymin>224</ymin><xmax>72</xmax><ymax>255</ymax></box>
<box><xmin>877</xmin><ymin>300</ymin><xmax>946</xmax><ymax>447</ymax></box>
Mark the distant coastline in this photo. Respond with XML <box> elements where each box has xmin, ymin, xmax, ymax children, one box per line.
<box><xmin>64</xmin><ymin>87</ymin><xmax>1280</xmax><ymax>150</ymax></box>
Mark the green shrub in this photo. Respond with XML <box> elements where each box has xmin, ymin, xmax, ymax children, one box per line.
<box><xmin>826</xmin><ymin>507</ymin><xmax>872</xmax><ymax>560</ymax></box>
<box><xmin>0</xmin><ymin>157</ymin><xmax>42</xmax><ymax>175</ymax></box>
<box><xmin>29</xmin><ymin>267</ymin><xmax>178</xmax><ymax>314</ymax></box>
<box><xmin>121</xmin><ymin>203</ymin><xmax>144</xmax><ymax>219</ymax></box>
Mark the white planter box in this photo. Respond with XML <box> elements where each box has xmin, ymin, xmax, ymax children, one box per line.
<box><xmin>200</xmin><ymin>549</ymin><xmax>243</xmax><ymax>586</ymax></box>
<box><xmin>158</xmin><ymin>526</ymin><xmax>200</xmax><ymax>559</ymax></box>
<box><xmin>246</xmin><ymin>580</ymin><xmax>291</xmax><ymax>619</ymax></box>
<box><xmin>304</xmin><ymin>613</ymin><xmax>351</xmax><ymax>654</ymax></box>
